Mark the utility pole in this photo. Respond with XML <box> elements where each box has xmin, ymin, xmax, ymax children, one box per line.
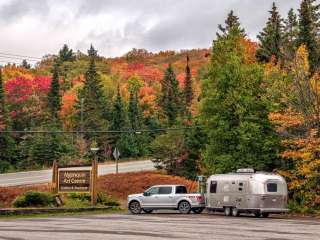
<box><xmin>80</xmin><ymin>98</ymin><xmax>84</xmax><ymax>133</ymax></box>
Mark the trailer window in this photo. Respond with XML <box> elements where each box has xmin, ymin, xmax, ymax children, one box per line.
<box><xmin>267</xmin><ymin>183</ymin><xmax>278</xmax><ymax>192</ymax></box>
<box><xmin>210</xmin><ymin>181</ymin><xmax>217</xmax><ymax>193</ymax></box>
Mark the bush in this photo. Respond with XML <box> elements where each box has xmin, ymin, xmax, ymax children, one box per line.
<box><xmin>13</xmin><ymin>191</ymin><xmax>56</xmax><ymax>208</ymax></box>
<box><xmin>67</xmin><ymin>193</ymin><xmax>91</xmax><ymax>202</ymax></box>
<box><xmin>0</xmin><ymin>161</ymin><xmax>12</xmax><ymax>173</ymax></box>
<box><xmin>97</xmin><ymin>192</ymin><xmax>120</xmax><ymax>206</ymax></box>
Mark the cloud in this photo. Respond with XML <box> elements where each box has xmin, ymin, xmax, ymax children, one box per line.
<box><xmin>0</xmin><ymin>0</ymin><xmax>302</xmax><ymax>58</ymax></box>
<box><xmin>0</xmin><ymin>0</ymin><xmax>50</xmax><ymax>23</ymax></box>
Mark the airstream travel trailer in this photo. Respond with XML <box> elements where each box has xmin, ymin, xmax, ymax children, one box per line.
<box><xmin>206</xmin><ymin>169</ymin><xmax>288</xmax><ymax>217</ymax></box>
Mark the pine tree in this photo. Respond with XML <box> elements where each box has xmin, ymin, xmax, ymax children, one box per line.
<box><xmin>184</xmin><ymin>55</ymin><xmax>193</xmax><ymax>109</ymax></box>
<box><xmin>21</xmin><ymin>59</ymin><xmax>31</xmax><ymax>69</ymax></box>
<box><xmin>297</xmin><ymin>0</ymin><xmax>320</xmax><ymax>72</ymax></box>
<box><xmin>48</xmin><ymin>62</ymin><xmax>61</xmax><ymax>121</ymax></box>
<box><xmin>110</xmin><ymin>85</ymin><xmax>126</xmax><ymax>132</ymax></box>
<box><xmin>201</xmin><ymin>24</ymin><xmax>280</xmax><ymax>173</ymax></box>
<box><xmin>256</xmin><ymin>2</ymin><xmax>283</xmax><ymax>63</ymax></box>
<box><xmin>88</xmin><ymin>44</ymin><xmax>98</xmax><ymax>58</ymax></box>
<box><xmin>77</xmin><ymin>46</ymin><xmax>108</xmax><ymax>141</ymax></box>
<box><xmin>161</xmin><ymin>64</ymin><xmax>181</xmax><ymax>125</ymax></box>
<box><xmin>58</xmin><ymin>44</ymin><xmax>75</xmax><ymax>62</ymax></box>
<box><xmin>217</xmin><ymin>10</ymin><xmax>245</xmax><ymax>38</ymax></box>
<box><xmin>283</xmin><ymin>8</ymin><xmax>299</xmax><ymax>63</ymax></box>
<box><xmin>0</xmin><ymin>68</ymin><xmax>16</xmax><ymax>172</ymax></box>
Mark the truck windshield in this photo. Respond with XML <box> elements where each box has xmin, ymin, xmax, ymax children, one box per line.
<box><xmin>175</xmin><ymin>186</ymin><xmax>187</xmax><ymax>194</ymax></box>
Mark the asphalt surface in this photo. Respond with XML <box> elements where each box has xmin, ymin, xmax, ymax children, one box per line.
<box><xmin>0</xmin><ymin>160</ymin><xmax>155</xmax><ymax>187</ymax></box>
<box><xmin>0</xmin><ymin>213</ymin><xmax>318</xmax><ymax>240</ymax></box>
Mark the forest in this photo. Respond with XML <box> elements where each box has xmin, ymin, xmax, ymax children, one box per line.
<box><xmin>0</xmin><ymin>0</ymin><xmax>319</xmax><ymax>213</ymax></box>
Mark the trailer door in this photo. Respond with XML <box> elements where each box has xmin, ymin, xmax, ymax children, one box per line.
<box><xmin>208</xmin><ymin>180</ymin><xmax>218</xmax><ymax>208</ymax></box>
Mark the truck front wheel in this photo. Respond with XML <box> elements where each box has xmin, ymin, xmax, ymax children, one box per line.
<box><xmin>129</xmin><ymin>201</ymin><xmax>142</xmax><ymax>214</ymax></box>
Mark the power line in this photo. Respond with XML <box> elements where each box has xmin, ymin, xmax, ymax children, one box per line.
<box><xmin>0</xmin><ymin>126</ymin><xmax>204</xmax><ymax>134</ymax></box>
<box><xmin>0</xmin><ymin>52</ymin><xmax>42</xmax><ymax>60</ymax></box>
<box><xmin>0</xmin><ymin>55</ymin><xmax>39</xmax><ymax>62</ymax></box>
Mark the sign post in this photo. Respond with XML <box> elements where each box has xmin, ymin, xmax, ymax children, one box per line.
<box><xmin>113</xmin><ymin>147</ymin><xmax>120</xmax><ymax>174</ymax></box>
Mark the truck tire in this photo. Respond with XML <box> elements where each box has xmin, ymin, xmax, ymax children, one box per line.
<box><xmin>261</xmin><ymin>213</ymin><xmax>269</xmax><ymax>218</ymax></box>
<box><xmin>232</xmin><ymin>207</ymin><xmax>240</xmax><ymax>217</ymax></box>
<box><xmin>178</xmin><ymin>201</ymin><xmax>191</xmax><ymax>214</ymax></box>
<box><xmin>142</xmin><ymin>209</ymin><xmax>153</xmax><ymax>214</ymax></box>
<box><xmin>129</xmin><ymin>201</ymin><xmax>142</xmax><ymax>214</ymax></box>
<box><xmin>192</xmin><ymin>208</ymin><xmax>204</xmax><ymax>214</ymax></box>
<box><xmin>224</xmin><ymin>207</ymin><xmax>231</xmax><ymax>216</ymax></box>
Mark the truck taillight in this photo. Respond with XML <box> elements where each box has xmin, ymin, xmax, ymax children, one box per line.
<box><xmin>196</xmin><ymin>196</ymin><xmax>204</xmax><ymax>202</ymax></box>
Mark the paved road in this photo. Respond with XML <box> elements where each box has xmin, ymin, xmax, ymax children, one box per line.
<box><xmin>0</xmin><ymin>160</ymin><xmax>155</xmax><ymax>187</ymax></box>
<box><xmin>0</xmin><ymin>213</ymin><xmax>319</xmax><ymax>240</ymax></box>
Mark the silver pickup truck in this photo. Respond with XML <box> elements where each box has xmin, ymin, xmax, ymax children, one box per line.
<box><xmin>127</xmin><ymin>185</ymin><xmax>205</xmax><ymax>214</ymax></box>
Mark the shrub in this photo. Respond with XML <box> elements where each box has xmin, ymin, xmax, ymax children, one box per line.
<box><xmin>13</xmin><ymin>191</ymin><xmax>56</xmax><ymax>208</ymax></box>
<box><xmin>97</xmin><ymin>192</ymin><xmax>120</xmax><ymax>206</ymax></box>
<box><xmin>67</xmin><ymin>193</ymin><xmax>91</xmax><ymax>202</ymax></box>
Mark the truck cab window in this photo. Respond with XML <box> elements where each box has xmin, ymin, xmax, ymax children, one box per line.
<box><xmin>176</xmin><ymin>186</ymin><xmax>187</xmax><ymax>194</ymax></box>
<box><xmin>159</xmin><ymin>187</ymin><xmax>172</xmax><ymax>194</ymax></box>
<box><xmin>146</xmin><ymin>187</ymin><xmax>159</xmax><ymax>195</ymax></box>
<box><xmin>210</xmin><ymin>181</ymin><xmax>217</xmax><ymax>193</ymax></box>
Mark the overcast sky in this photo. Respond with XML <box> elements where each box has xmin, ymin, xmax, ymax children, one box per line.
<box><xmin>0</xmin><ymin>0</ymin><xmax>302</xmax><ymax>61</ymax></box>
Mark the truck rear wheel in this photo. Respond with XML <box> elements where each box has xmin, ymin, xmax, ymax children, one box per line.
<box><xmin>224</xmin><ymin>207</ymin><xmax>231</xmax><ymax>216</ymax></box>
<box><xmin>129</xmin><ymin>201</ymin><xmax>142</xmax><ymax>214</ymax></box>
<box><xmin>178</xmin><ymin>201</ymin><xmax>191</xmax><ymax>214</ymax></box>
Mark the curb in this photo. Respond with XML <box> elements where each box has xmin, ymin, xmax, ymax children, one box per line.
<box><xmin>0</xmin><ymin>206</ymin><xmax>116</xmax><ymax>216</ymax></box>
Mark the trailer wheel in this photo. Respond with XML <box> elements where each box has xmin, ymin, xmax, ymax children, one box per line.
<box><xmin>178</xmin><ymin>201</ymin><xmax>191</xmax><ymax>214</ymax></box>
<box><xmin>232</xmin><ymin>207</ymin><xmax>240</xmax><ymax>217</ymax></box>
<box><xmin>128</xmin><ymin>201</ymin><xmax>142</xmax><ymax>214</ymax></box>
<box><xmin>261</xmin><ymin>213</ymin><xmax>269</xmax><ymax>218</ymax></box>
<box><xmin>224</xmin><ymin>207</ymin><xmax>231</xmax><ymax>216</ymax></box>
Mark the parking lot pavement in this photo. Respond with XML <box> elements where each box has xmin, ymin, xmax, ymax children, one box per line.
<box><xmin>0</xmin><ymin>213</ymin><xmax>319</xmax><ymax>240</ymax></box>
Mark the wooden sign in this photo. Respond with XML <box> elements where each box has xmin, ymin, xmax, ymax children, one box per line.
<box><xmin>52</xmin><ymin>160</ymin><xmax>98</xmax><ymax>205</ymax></box>
<box><xmin>58</xmin><ymin>170</ymin><xmax>91</xmax><ymax>193</ymax></box>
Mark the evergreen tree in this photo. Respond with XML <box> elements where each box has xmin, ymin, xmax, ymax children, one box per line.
<box><xmin>21</xmin><ymin>59</ymin><xmax>31</xmax><ymax>69</ymax></box>
<box><xmin>184</xmin><ymin>55</ymin><xmax>193</xmax><ymax>110</ymax></box>
<box><xmin>77</xmin><ymin>46</ymin><xmax>108</xmax><ymax>141</ymax></box>
<box><xmin>256</xmin><ymin>2</ymin><xmax>283</xmax><ymax>63</ymax></box>
<box><xmin>58</xmin><ymin>44</ymin><xmax>75</xmax><ymax>62</ymax></box>
<box><xmin>217</xmin><ymin>10</ymin><xmax>245</xmax><ymax>38</ymax></box>
<box><xmin>297</xmin><ymin>0</ymin><xmax>320</xmax><ymax>72</ymax></box>
<box><xmin>161</xmin><ymin>64</ymin><xmax>181</xmax><ymax>125</ymax></box>
<box><xmin>88</xmin><ymin>44</ymin><xmax>98</xmax><ymax>58</ymax></box>
<box><xmin>110</xmin><ymin>85</ymin><xmax>126</xmax><ymax>133</ymax></box>
<box><xmin>201</xmin><ymin>25</ymin><xmax>280</xmax><ymax>173</ymax></box>
<box><xmin>0</xmin><ymin>68</ymin><xmax>16</xmax><ymax>172</ymax></box>
<box><xmin>47</xmin><ymin>62</ymin><xmax>61</xmax><ymax>121</ymax></box>
<box><xmin>283</xmin><ymin>8</ymin><xmax>299</xmax><ymax>63</ymax></box>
